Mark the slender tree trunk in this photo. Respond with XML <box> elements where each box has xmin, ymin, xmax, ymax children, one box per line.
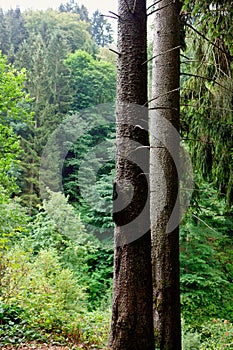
<box><xmin>150</xmin><ymin>0</ymin><xmax>181</xmax><ymax>349</ymax></box>
<box><xmin>109</xmin><ymin>1</ymin><xmax>154</xmax><ymax>349</ymax></box>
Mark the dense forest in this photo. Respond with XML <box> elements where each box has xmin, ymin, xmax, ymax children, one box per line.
<box><xmin>0</xmin><ymin>0</ymin><xmax>232</xmax><ymax>349</ymax></box>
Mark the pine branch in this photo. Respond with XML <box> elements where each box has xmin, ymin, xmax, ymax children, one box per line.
<box><xmin>142</xmin><ymin>46</ymin><xmax>180</xmax><ymax>65</ymax></box>
<box><xmin>181</xmin><ymin>54</ymin><xmax>231</xmax><ymax>78</ymax></box>
<box><xmin>181</xmin><ymin>72</ymin><xmax>233</xmax><ymax>93</ymax></box>
<box><xmin>181</xmin><ymin>103</ymin><xmax>233</xmax><ymax>114</ymax></box>
<box><xmin>182</xmin><ymin>20</ymin><xmax>232</xmax><ymax>60</ymax></box>
<box><xmin>148</xmin><ymin>0</ymin><xmax>175</xmax><ymax>17</ymax></box>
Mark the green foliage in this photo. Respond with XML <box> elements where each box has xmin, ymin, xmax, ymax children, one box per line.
<box><xmin>0</xmin><ymin>51</ymin><xmax>32</xmax><ymax>124</ymax></box>
<box><xmin>17</xmin><ymin>191</ymin><xmax>113</xmax><ymax>311</ymax></box>
<box><xmin>82</xmin><ymin>243</ymin><xmax>113</xmax><ymax>309</ymax></box>
<box><xmin>0</xmin><ymin>8</ymin><xmax>115</xmax><ymax>209</ymax></box>
<box><xmin>0</xmin><ymin>8</ymin><xmax>98</xmax><ymax>208</ymax></box>
<box><xmin>41</xmin><ymin>190</ymin><xmax>87</xmax><ymax>242</ymax></box>
<box><xmin>0</xmin><ymin>3</ymin><xmax>232</xmax><ymax>348</ymax></box>
<box><xmin>64</xmin><ymin>50</ymin><xmax>116</xmax><ymax>110</ymax></box>
<box><xmin>180</xmin><ymin>182</ymin><xmax>233</xmax><ymax>327</ymax></box>
<box><xmin>181</xmin><ymin>0</ymin><xmax>233</xmax><ymax>208</ymax></box>
<box><xmin>0</xmin><ymin>51</ymin><xmax>32</xmax><ymax>197</ymax></box>
<box><xmin>0</xmin><ymin>301</ymin><xmax>44</xmax><ymax>346</ymax></box>
<box><xmin>0</xmin><ymin>125</ymin><xmax>21</xmax><ymax>197</ymax></box>
<box><xmin>199</xmin><ymin>319</ymin><xmax>233</xmax><ymax>349</ymax></box>
<box><xmin>22</xmin><ymin>191</ymin><xmax>88</xmax><ymax>253</ymax></box>
<box><xmin>182</xmin><ymin>319</ymin><xmax>233</xmax><ymax>350</ymax></box>
<box><xmin>0</xmin><ymin>197</ymin><xmax>29</xmax><ymax>253</ymax></box>
<box><xmin>14</xmin><ymin>31</ymin><xmax>72</xmax><ymax>208</ymax></box>
<box><xmin>76</xmin><ymin>168</ymin><xmax>115</xmax><ymax>238</ymax></box>
<box><xmin>0</xmin><ymin>7</ymin><xmax>28</xmax><ymax>62</ymax></box>
<box><xmin>23</xmin><ymin>9</ymin><xmax>95</xmax><ymax>54</ymax></box>
<box><xmin>0</xmin><ymin>247</ymin><xmax>86</xmax><ymax>335</ymax></box>
<box><xmin>79</xmin><ymin>307</ymin><xmax>111</xmax><ymax>349</ymax></box>
<box><xmin>58</xmin><ymin>0</ymin><xmax>90</xmax><ymax>23</ymax></box>
<box><xmin>61</xmin><ymin>104</ymin><xmax>116</xmax><ymax>238</ymax></box>
<box><xmin>0</xmin><ymin>192</ymin><xmax>113</xmax><ymax>346</ymax></box>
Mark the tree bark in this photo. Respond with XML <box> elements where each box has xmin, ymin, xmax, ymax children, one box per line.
<box><xmin>150</xmin><ymin>0</ymin><xmax>181</xmax><ymax>349</ymax></box>
<box><xmin>109</xmin><ymin>1</ymin><xmax>154</xmax><ymax>349</ymax></box>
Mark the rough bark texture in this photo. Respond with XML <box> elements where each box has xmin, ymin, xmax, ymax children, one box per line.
<box><xmin>109</xmin><ymin>1</ymin><xmax>154</xmax><ymax>349</ymax></box>
<box><xmin>150</xmin><ymin>0</ymin><xmax>181</xmax><ymax>349</ymax></box>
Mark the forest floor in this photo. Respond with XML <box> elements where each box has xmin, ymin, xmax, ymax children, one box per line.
<box><xmin>1</xmin><ymin>342</ymin><xmax>108</xmax><ymax>350</ymax></box>
<box><xmin>1</xmin><ymin>342</ymin><xmax>88</xmax><ymax>350</ymax></box>
<box><xmin>2</xmin><ymin>345</ymin><xmax>73</xmax><ymax>350</ymax></box>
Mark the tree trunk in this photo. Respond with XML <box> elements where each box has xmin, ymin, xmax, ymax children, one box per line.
<box><xmin>109</xmin><ymin>1</ymin><xmax>154</xmax><ymax>349</ymax></box>
<box><xmin>150</xmin><ymin>0</ymin><xmax>181</xmax><ymax>349</ymax></box>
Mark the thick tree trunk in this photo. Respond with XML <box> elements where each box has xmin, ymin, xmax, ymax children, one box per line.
<box><xmin>150</xmin><ymin>0</ymin><xmax>181</xmax><ymax>349</ymax></box>
<box><xmin>109</xmin><ymin>1</ymin><xmax>154</xmax><ymax>349</ymax></box>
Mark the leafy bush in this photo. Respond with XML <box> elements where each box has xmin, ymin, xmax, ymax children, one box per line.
<box><xmin>182</xmin><ymin>319</ymin><xmax>233</xmax><ymax>350</ymax></box>
<box><xmin>0</xmin><ymin>196</ymin><xmax>29</xmax><ymax>252</ymax></box>
<box><xmin>79</xmin><ymin>307</ymin><xmax>111</xmax><ymax>349</ymax></box>
<box><xmin>182</xmin><ymin>331</ymin><xmax>201</xmax><ymax>350</ymax></box>
<box><xmin>22</xmin><ymin>190</ymin><xmax>89</xmax><ymax>253</ymax></box>
<box><xmin>200</xmin><ymin>319</ymin><xmax>233</xmax><ymax>349</ymax></box>
<box><xmin>0</xmin><ymin>247</ymin><xmax>86</xmax><ymax>337</ymax></box>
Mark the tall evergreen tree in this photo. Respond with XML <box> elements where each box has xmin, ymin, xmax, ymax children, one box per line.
<box><xmin>181</xmin><ymin>0</ymin><xmax>233</xmax><ymax>208</ymax></box>
<box><xmin>14</xmin><ymin>31</ymin><xmax>73</xmax><ymax>209</ymax></box>
<box><xmin>109</xmin><ymin>0</ymin><xmax>154</xmax><ymax>348</ymax></box>
<box><xmin>58</xmin><ymin>0</ymin><xmax>90</xmax><ymax>22</ymax></box>
<box><xmin>0</xmin><ymin>7</ymin><xmax>28</xmax><ymax>62</ymax></box>
<box><xmin>24</xmin><ymin>9</ymin><xmax>95</xmax><ymax>53</ymax></box>
<box><xmin>91</xmin><ymin>10</ymin><xmax>113</xmax><ymax>47</ymax></box>
<box><xmin>150</xmin><ymin>0</ymin><xmax>181</xmax><ymax>348</ymax></box>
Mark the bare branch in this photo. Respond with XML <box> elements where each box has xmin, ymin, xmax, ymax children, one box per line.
<box><xmin>191</xmin><ymin>213</ymin><xmax>219</xmax><ymax>234</ymax></box>
<box><xmin>181</xmin><ymin>72</ymin><xmax>233</xmax><ymax>93</ymax></box>
<box><xmin>149</xmin><ymin>106</ymin><xmax>179</xmax><ymax>111</ymax></box>
<box><xmin>109</xmin><ymin>11</ymin><xmax>121</xmax><ymax>19</ymax></box>
<box><xmin>147</xmin><ymin>0</ymin><xmax>163</xmax><ymax>12</ymax></box>
<box><xmin>180</xmin><ymin>53</ymin><xmax>192</xmax><ymax>60</ymax></box>
<box><xmin>148</xmin><ymin>0</ymin><xmax>175</xmax><ymax>17</ymax></box>
<box><xmin>101</xmin><ymin>14</ymin><xmax>118</xmax><ymax>20</ymax></box>
<box><xmin>182</xmin><ymin>20</ymin><xmax>232</xmax><ymax>60</ymax></box>
<box><xmin>109</xmin><ymin>48</ymin><xmax>121</xmax><ymax>56</ymax></box>
<box><xmin>142</xmin><ymin>46</ymin><xmax>180</xmax><ymax>65</ymax></box>
<box><xmin>145</xmin><ymin>87</ymin><xmax>180</xmax><ymax>106</ymax></box>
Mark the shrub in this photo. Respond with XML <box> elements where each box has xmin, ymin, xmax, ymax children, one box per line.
<box><xmin>0</xmin><ymin>247</ymin><xmax>87</xmax><ymax>337</ymax></box>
